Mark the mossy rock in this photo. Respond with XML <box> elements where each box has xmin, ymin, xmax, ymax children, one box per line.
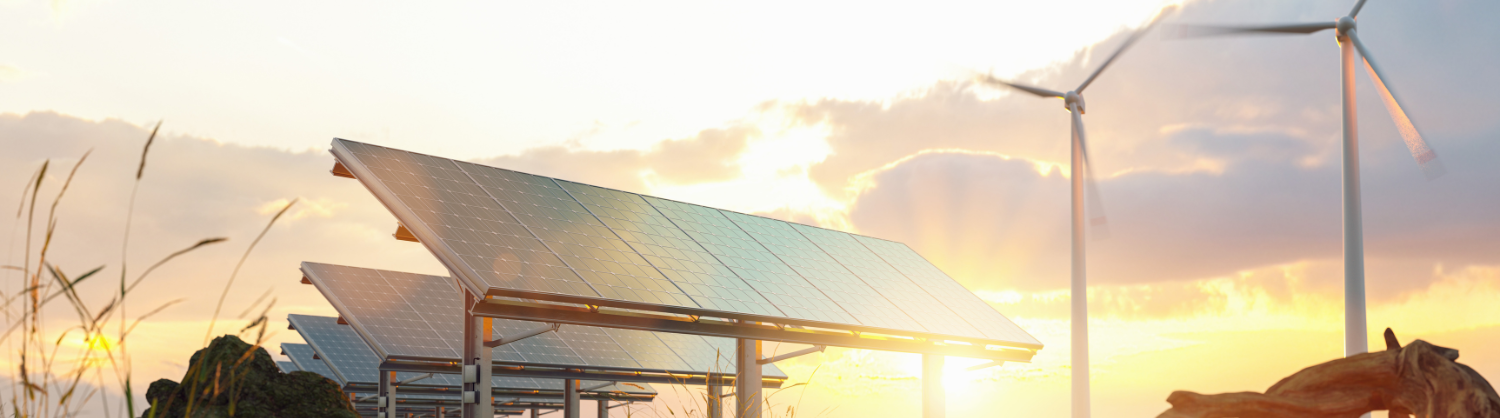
<box><xmin>141</xmin><ymin>335</ymin><xmax>357</xmax><ymax>418</ymax></box>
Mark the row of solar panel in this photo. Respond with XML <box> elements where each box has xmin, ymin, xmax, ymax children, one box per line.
<box><xmin>332</xmin><ymin>138</ymin><xmax>1038</xmax><ymax>347</ymax></box>
<box><xmin>285</xmin><ymin>314</ymin><xmax>653</xmax><ymax>399</ymax></box>
<box><xmin>301</xmin><ymin>263</ymin><xmax>787</xmax><ymax>379</ymax></box>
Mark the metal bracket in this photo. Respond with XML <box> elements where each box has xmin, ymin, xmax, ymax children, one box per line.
<box><xmin>484</xmin><ymin>322</ymin><xmax>561</xmax><ymax>348</ymax></box>
<box><xmin>393</xmin><ymin>224</ymin><xmax>419</xmax><ymax>242</ymax></box>
<box><xmin>757</xmin><ymin>345</ymin><xmax>826</xmax><ymax>365</ymax></box>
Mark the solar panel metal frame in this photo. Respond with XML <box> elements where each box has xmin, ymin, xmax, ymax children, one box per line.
<box><xmin>329</xmin><ymin>138</ymin><xmax>1040</xmax><ymax>359</ymax></box>
<box><xmin>300</xmin><ymin>262</ymin><xmax>788</xmax><ymax>382</ymax></box>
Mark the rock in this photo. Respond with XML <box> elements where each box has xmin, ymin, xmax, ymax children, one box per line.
<box><xmin>141</xmin><ymin>335</ymin><xmax>357</xmax><ymax>418</ymax></box>
<box><xmin>1157</xmin><ymin>330</ymin><xmax>1500</xmax><ymax>418</ymax></box>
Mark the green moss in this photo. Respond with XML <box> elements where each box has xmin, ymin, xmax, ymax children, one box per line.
<box><xmin>142</xmin><ymin>335</ymin><xmax>357</xmax><ymax>418</ymax></box>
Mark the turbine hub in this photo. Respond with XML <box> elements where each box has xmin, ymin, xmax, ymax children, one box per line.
<box><xmin>1064</xmin><ymin>91</ymin><xmax>1085</xmax><ymax>114</ymax></box>
<box><xmin>1337</xmin><ymin>16</ymin><xmax>1356</xmax><ymax>35</ymax></box>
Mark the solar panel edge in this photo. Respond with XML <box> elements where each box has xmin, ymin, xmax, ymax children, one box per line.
<box><xmin>849</xmin><ymin>236</ymin><xmax>1045</xmax><ymax>348</ymax></box>
<box><xmin>296</xmin><ymin>264</ymin><xmax>395</xmax><ymax>361</ymax></box>
<box><xmin>285</xmin><ymin>314</ymin><xmax>354</xmax><ymax>386</ymax></box>
<box><xmin>329</xmin><ymin>139</ymin><xmax>493</xmax><ymax>300</ymax></box>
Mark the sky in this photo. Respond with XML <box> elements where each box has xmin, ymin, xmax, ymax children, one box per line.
<box><xmin>2</xmin><ymin>0</ymin><xmax>1499</xmax><ymax>417</ymax></box>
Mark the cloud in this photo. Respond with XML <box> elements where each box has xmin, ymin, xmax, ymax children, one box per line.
<box><xmin>0</xmin><ymin>64</ymin><xmax>36</xmax><ymax>83</ymax></box>
<box><xmin>472</xmin><ymin>124</ymin><xmax>755</xmax><ymax>193</ymax></box>
<box><xmin>775</xmin><ymin>0</ymin><xmax>1500</xmax><ymax>203</ymax></box>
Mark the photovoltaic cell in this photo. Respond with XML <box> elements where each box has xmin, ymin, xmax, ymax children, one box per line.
<box><xmin>789</xmin><ymin>224</ymin><xmax>986</xmax><ymax>339</ymax></box>
<box><xmin>281</xmin><ymin>343</ymin><xmax>340</xmax><ymax>383</ymax></box>
<box><xmin>332</xmin><ymin>139</ymin><xmax>1039</xmax><ymax>349</ymax></box>
<box><xmin>339</xmin><ymin>140</ymin><xmax>597</xmax><ymax>299</ymax></box>
<box><xmin>720</xmin><ymin>211</ymin><xmax>921</xmax><ymax>331</ymax></box>
<box><xmin>851</xmin><ymin>236</ymin><xmax>1041</xmax><ymax>346</ymax></box>
<box><xmin>302</xmin><ymin>263</ymin><xmax>456</xmax><ymax>360</ymax></box>
<box><xmin>455</xmin><ymin>161</ymin><xmax>697</xmax><ymax>308</ymax></box>
<box><xmin>600</xmin><ymin>328</ymin><xmax>691</xmax><ymax>372</ymax></box>
<box><xmin>372</xmin><ymin>269</ymin><xmax>527</xmax><ymax>363</ymax></box>
<box><xmin>556</xmin><ymin>180</ymin><xmax>782</xmax><ymax>318</ymax></box>
<box><xmin>287</xmin><ymin>314</ymin><xmax>427</xmax><ymax>386</ymax></box>
<box><xmin>642</xmin><ymin>197</ymin><xmax>857</xmax><ymax>326</ymax></box>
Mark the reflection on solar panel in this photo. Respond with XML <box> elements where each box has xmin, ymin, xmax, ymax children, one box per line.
<box><xmin>331</xmin><ymin>138</ymin><xmax>1039</xmax><ymax>349</ymax></box>
<box><xmin>852</xmin><ymin>236</ymin><xmax>1041</xmax><ymax>345</ymax></box>
<box><xmin>302</xmin><ymin>262</ymin><xmax>788</xmax><ymax>379</ymax></box>
<box><xmin>281</xmin><ymin>343</ymin><xmax>340</xmax><ymax>384</ymax></box>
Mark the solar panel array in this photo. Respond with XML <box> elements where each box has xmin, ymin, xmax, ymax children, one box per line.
<box><xmin>288</xmin><ymin>314</ymin><xmax>641</xmax><ymax>395</ymax></box>
<box><xmin>303</xmin><ymin>262</ymin><xmax>787</xmax><ymax>378</ymax></box>
<box><xmin>333</xmin><ymin>138</ymin><xmax>1039</xmax><ymax>348</ymax></box>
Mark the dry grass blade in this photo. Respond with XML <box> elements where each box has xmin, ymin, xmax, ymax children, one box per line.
<box><xmin>124</xmin><ymin>237</ymin><xmax>228</xmax><ymax>295</ymax></box>
<box><xmin>16</xmin><ymin>162</ymin><xmax>43</xmax><ymax>219</ymax></box>
<box><xmin>203</xmin><ymin>198</ymin><xmax>297</xmax><ymax>345</ymax></box>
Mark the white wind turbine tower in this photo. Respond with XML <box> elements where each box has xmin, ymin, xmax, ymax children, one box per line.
<box><xmin>1180</xmin><ymin>0</ymin><xmax>1445</xmax><ymax>361</ymax></box>
<box><xmin>974</xmin><ymin>7</ymin><xmax>1173</xmax><ymax>418</ymax></box>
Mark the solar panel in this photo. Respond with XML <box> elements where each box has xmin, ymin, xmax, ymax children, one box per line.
<box><xmin>789</xmin><ymin>224</ymin><xmax>986</xmax><ymax>339</ymax></box>
<box><xmin>642</xmin><ymin>197</ymin><xmax>857</xmax><ymax>325</ymax></box>
<box><xmin>330</xmin><ymin>139</ymin><xmax>1039</xmax><ymax>350</ymax></box>
<box><xmin>720</xmin><ymin>211</ymin><xmax>921</xmax><ymax>331</ymax></box>
<box><xmin>852</xmin><ymin>236</ymin><xmax>1042</xmax><ymax>346</ymax></box>
<box><xmin>455</xmin><ymin>160</ymin><xmax>697</xmax><ymax>308</ymax></box>
<box><xmin>281</xmin><ymin>343</ymin><xmax>341</xmax><ymax>383</ymax></box>
<box><xmin>275</xmin><ymin>361</ymin><xmax>297</xmax><ymax>374</ymax></box>
<box><xmin>287</xmin><ymin>314</ymin><xmax>428</xmax><ymax>386</ymax></box>
<box><xmin>304</xmin><ymin>262</ymin><xmax>787</xmax><ymax>379</ymax></box>
<box><xmin>556</xmin><ymin>180</ymin><xmax>782</xmax><ymax>318</ymax></box>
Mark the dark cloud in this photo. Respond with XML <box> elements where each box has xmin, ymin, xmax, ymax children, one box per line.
<box><xmin>473</xmin><ymin>125</ymin><xmax>754</xmax><ymax>193</ymax></box>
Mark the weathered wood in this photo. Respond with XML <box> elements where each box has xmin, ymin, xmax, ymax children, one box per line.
<box><xmin>1158</xmin><ymin>330</ymin><xmax>1500</xmax><ymax>418</ymax></box>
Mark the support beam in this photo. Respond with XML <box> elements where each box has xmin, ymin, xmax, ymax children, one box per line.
<box><xmin>596</xmin><ymin>399</ymin><xmax>609</xmax><ymax>418</ymax></box>
<box><xmin>562</xmin><ymin>379</ymin><xmax>581</xmax><ymax>418</ymax></box>
<box><xmin>486</xmin><ymin>323</ymin><xmax>560</xmax><ymax>348</ymax></box>
<box><xmin>736</xmin><ymin>339</ymin><xmax>762</xmax><ymax>418</ymax></box>
<box><xmin>706</xmin><ymin>384</ymin><xmax>723</xmax><ymax>418</ymax></box>
<box><xmin>398</xmin><ymin>373</ymin><xmax>435</xmax><ymax>386</ymax></box>
<box><xmin>531</xmin><ymin>406</ymin><xmax>540</xmax><ymax>418</ymax></box>
<box><xmin>379</xmin><ymin>370</ymin><xmax>398</xmax><ymax>418</ymax></box>
<box><xmin>757</xmin><ymin>345</ymin><xmax>825</xmax><ymax>365</ymax></box>
<box><xmin>462</xmin><ymin>291</ymin><xmax>495</xmax><ymax>418</ymax></box>
<box><xmin>471</xmin><ymin>298</ymin><xmax>1037</xmax><ymax>362</ymax></box>
<box><xmin>923</xmin><ymin>355</ymin><xmax>944</xmax><ymax>418</ymax></box>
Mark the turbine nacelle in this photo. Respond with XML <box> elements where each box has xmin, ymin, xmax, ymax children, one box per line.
<box><xmin>1065</xmin><ymin>91</ymin><xmax>1086</xmax><ymax>114</ymax></box>
<box><xmin>1336</xmin><ymin>16</ymin><xmax>1357</xmax><ymax>36</ymax></box>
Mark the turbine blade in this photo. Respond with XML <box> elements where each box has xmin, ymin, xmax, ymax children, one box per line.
<box><xmin>1071</xmin><ymin>107</ymin><xmax>1110</xmax><ymax>240</ymax></box>
<box><xmin>973</xmin><ymin>73</ymin><xmax>1066</xmax><ymax>99</ymax></box>
<box><xmin>1170</xmin><ymin>22</ymin><xmax>1337</xmax><ymax>38</ymax></box>
<box><xmin>1350</xmin><ymin>0</ymin><xmax>1369</xmax><ymax>17</ymax></box>
<box><xmin>1076</xmin><ymin>6</ymin><xmax>1176</xmax><ymax>93</ymax></box>
<box><xmin>1348</xmin><ymin>31</ymin><xmax>1446</xmax><ymax>179</ymax></box>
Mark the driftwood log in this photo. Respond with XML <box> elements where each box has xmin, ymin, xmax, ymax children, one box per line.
<box><xmin>1158</xmin><ymin>329</ymin><xmax>1500</xmax><ymax>418</ymax></box>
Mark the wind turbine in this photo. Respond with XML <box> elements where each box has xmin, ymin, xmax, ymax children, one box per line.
<box><xmin>1179</xmin><ymin>0</ymin><xmax>1444</xmax><ymax>361</ymax></box>
<box><xmin>973</xmin><ymin>7</ymin><xmax>1172</xmax><ymax>418</ymax></box>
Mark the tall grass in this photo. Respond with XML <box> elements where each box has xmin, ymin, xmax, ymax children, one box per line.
<box><xmin>2</xmin><ymin>125</ymin><xmax>297</xmax><ymax>418</ymax></box>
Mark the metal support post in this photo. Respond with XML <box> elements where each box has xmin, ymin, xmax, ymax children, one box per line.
<box><xmin>922</xmin><ymin>355</ymin><xmax>944</xmax><ymax>418</ymax></box>
<box><xmin>706</xmin><ymin>384</ymin><xmax>723</xmax><ymax>418</ymax></box>
<box><xmin>596</xmin><ymin>399</ymin><xmax>609</xmax><ymax>418</ymax></box>
<box><xmin>462</xmin><ymin>291</ymin><xmax>495</xmax><ymax>418</ymax></box>
<box><xmin>735</xmin><ymin>339</ymin><xmax>762</xmax><ymax>418</ymax></box>
<box><xmin>562</xmin><ymin>379</ymin><xmax>581</xmax><ymax>418</ymax></box>
<box><xmin>379</xmin><ymin>370</ymin><xmax>398</xmax><ymax>418</ymax></box>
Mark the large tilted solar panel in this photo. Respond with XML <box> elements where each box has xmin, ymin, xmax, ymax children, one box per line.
<box><xmin>302</xmin><ymin>262</ymin><xmax>788</xmax><ymax>378</ymax></box>
<box><xmin>330</xmin><ymin>138</ymin><xmax>1041</xmax><ymax>348</ymax></box>
<box><xmin>286</xmin><ymin>314</ymin><xmax>651</xmax><ymax>396</ymax></box>
<box><xmin>281</xmin><ymin>343</ymin><xmax>341</xmax><ymax>383</ymax></box>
